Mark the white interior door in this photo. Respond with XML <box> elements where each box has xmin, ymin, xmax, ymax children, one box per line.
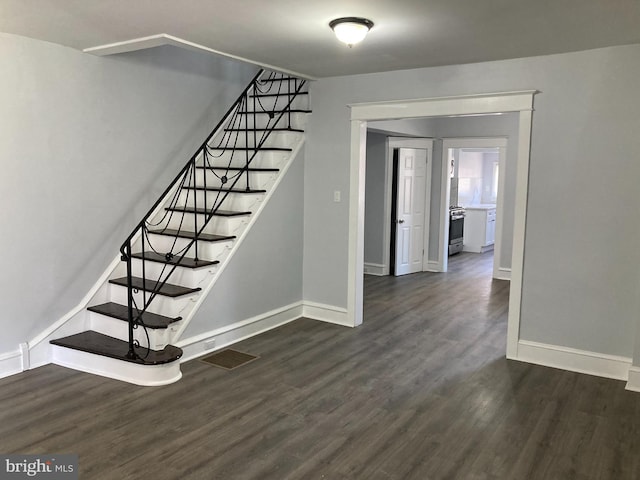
<box><xmin>395</xmin><ymin>148</ymin><xmax>427</xmax><ymax>276</ymax></box>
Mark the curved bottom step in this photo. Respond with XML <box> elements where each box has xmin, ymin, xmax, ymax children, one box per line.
<box><xmin>50</xmin><ymin>331</ymin><xmax>182</xmax><ymax>386</ymax></box>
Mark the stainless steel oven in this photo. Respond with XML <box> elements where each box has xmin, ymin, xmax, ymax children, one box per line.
<box><xmin>449</xmin><ymin>206</ymin><xmax>465</xmax><ymax>255</ymax></box>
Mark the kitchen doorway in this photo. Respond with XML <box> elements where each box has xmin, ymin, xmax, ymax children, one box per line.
<box><xmin>439</xmin><ymin>138</ymin><xmax>508</xmax><ymax>279</ymax></box>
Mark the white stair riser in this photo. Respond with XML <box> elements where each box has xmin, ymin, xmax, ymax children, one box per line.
<box><xmin>160</xmin><ymin>213</ymin><xmax>249</xmax><ymax>237</ymax></box>
<box><xmin>142</xmin><ymin>234</ymin><xmax>234</xmax><ymax>260</ymax></box>
<box><xmin>109</xmin><ymin>284</ymin><xmax>198</xmax><ymax>319</ymax></box>
<box><xmin>196</xmin><ymin>149</ymin><xmax>289</xmax><ymax>168</ymax></box>
<box><xmin>234</xmin><ymin>112</ymin><xmax>308</xmax><ymax>130</ymax></box>
<box><xmin>51</xmin><ymin>345</ymin><xmax>182</xmax><ymax>386</ymax></box>
<box><xmin>118</xmin><ymin>259</ymin><xmax>217</xmax><ymax>286</ymax></box>
<box><xmin>209</xmin><ymin>130</ymin><xmax>303</xmax><ymax>150</ymax></box>
<box><xmin>109</xmin><ymin>264</ymin><xmax>211</xmax><ymax>290</ymax></box>
<box><xmin>175</xmin><ymin>190</ymin><xmax>264</xmax><ymax>212</ymax></box>
<box><xmin>147</xmin><ymin>207</ymin><xmax>249</xmax><ymax>236</ymax></box>
<box><xmin>88</xmin><ymin>311</ymin><xmax>179</xmax><ymax>350</ymax></box>
<box><xmin>193</xmin><ymin>170</ymin><xmax>278</xmax><ymax>191</ymax></box>
<box><xmin>246</xmin><ymin>94</ymin><xmax>309</xmax><ymax>112</ymax></box>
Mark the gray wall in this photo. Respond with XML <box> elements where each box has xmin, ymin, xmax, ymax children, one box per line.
<box><xmin>184</xmin><ymin>150</ymin><xmax>304</xmax><ymax>337</ymax></box>
<box><xmin>304</xmin><ymin>44</ymin><xmax>640</xmax><ymax>358</ymax></box>
<box><xmin>0</xmin><ymin>33</ymin><xmax>258</xmax><ymax>354</ymax></box>
<box><xmin>363</xmin><ymin>132</ymin><xmax>387</xmax><ymax>266</ymax></box>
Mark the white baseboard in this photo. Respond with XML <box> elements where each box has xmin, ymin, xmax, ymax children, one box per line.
<box><xmin>177</xmin><ymin>302</ymin><xmax>303</xmax><ymax>362</ymax></box>
<box><xmin>494</xmin><ymin>267</ymin><xmax>511</xmax><ymax>281</ymax></box>
<box><xmin>625</xmin><ymin>366</ymin><xmax>640</xmax><ymax>392</ymax></box>
<box><xmin>302</xmin><ymin>301</ymin><xmax>351</xmax><ymax>327</ymax></box>
<box><xmin>364</xmin><ymin>262</ymin><xmax>386</xmax><ymax>276</ymax></box>
<box><xmin>516</xmin><ymin>339</ymin><xmax>631</xmax><ymax>381</ymax></box>
<box><xmin>0</xmin><ymin>349</ymin><xmax>23</xmax><ymax>380</ymax></box>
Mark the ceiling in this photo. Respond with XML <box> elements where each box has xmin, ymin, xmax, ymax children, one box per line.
<box><xmin>1</xmin><ymin>0</ymin><xmax>639</xmax><ymax>78</ymax></box>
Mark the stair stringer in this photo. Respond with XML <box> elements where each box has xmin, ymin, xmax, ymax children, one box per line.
<box><xmin>26</xmin><ymin>125</ymin><xmax>308</xmax><ymax>384</ymax></box>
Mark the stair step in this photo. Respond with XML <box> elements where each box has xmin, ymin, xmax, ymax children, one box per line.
<box><xmin>109</xmin><ymin>276</ymin><xmax>201</xmax><ymax>298</ymax></box>
<box><xmin>259</xmin><ymin>77</ymin><xmax>301</xmax><ymax>83</ymax></box>
<box><xmin>237</xmin><ymin>109</ymin><xmax>311</xmax><ymax>115</ymax></box>
<box><xmin>148</xmin><ymin>228</ymin><xmax>235</xmax><ymax>243</ymax></box>
<box><xmin>250</xmin><ymin>92</ymin><xmax>309</xmax><ymax>98</ymax></box>
<box><xmin>195</xmin><ymin>165</ymin><xmax>279</xmax><ymax>172</ymax></box>
<box><xmin>50</xmin><ymin>331</ymin><xmax>182</xmax><ymax>365</ymax></box>
<box><xmin>224</xmin><ymin>127</ymin><xmax>304</xmax><ymax>133</ymax></box>
<box><xmin>166</xmin><ymin>206</ymin><xmax>251</xmax><ymax>217</ymax></box>
<box><xmin>206</xmin><ymin>147</ymin><xmax>292</xmax><ymax>152</ymax></box>
<box><xmin>131</xmin><ymin>251</ymin><xmax>219</xmax><ymax>269</ymax></box>
<box><xmin>181</xmin><ymin>186</ymin><xmax>266</xmax><ymax>194</ymax></box>
<box><xmin>87</xmin><ymin>302</ymin><xmax>181</xmax><ymax>329</ymax></box>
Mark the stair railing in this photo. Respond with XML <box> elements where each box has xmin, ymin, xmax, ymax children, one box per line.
<box><xmin>119</xmin><ymin>69</ymin><xmax>307</xmax><ymax>359</ymax></box>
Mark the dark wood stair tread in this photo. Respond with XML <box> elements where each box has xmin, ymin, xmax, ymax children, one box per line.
<box><xmin>131</xmin><ymin>251</ymin><xmax>219</xmax><ymax>269</ymax></box>
<box><xmin>109</xmin><ymin>276</ymin><xmax>201</xmax><ymax>298</ymax></box>
<box><xmin>224</xmin><ymin>128</ymin><xmax>304</xmax><ymax>133</ymax></box>
<box><xmin>181</xmin><ymin>186</ymin><xmax>266</xmax><ymax>194</ymax></box>
<box><xmin>207</xmin><ymin>147</ymin><xmax>292</xmax><ymax>151</ymax></box>
<box><xmin>148</xmin><ymin>228</ymin><xmax>235</xmax><ymax>243</ymax></box>
<box><xmin>195</xmin><ymin>165</ymin><xmax>279</xmax><ymax>172</ymax></box>
<box><xmin>237</xmin><ymin>109</ymin><xmax>311</xmax><ymax>115</ymax></box>
<box><xmin>259</xmin><ymin>77</ymin><xmax>300</xmax><ymax>83</ymax></box>
<box><xmin>250</xmin><ymin>92</ymin><xmax>309</xmax><ymax>98</ymax></box>
<box><xmin>50</xmin><ymin>331</ymin><xmax>182</xmax><ymax>365</ymax></box>
<box><xmin>87</xmin><ymin>302</ymin><xmax>181</xmax><ymax>329</ymax></box>
<box><xmin>166</xmin><ymin>206</ymin><xmax>251</xmax><ymax>217</ymax></box>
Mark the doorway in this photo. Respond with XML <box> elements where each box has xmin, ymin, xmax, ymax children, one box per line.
<box><xmin>439</xmin><ymin>138</ymin><xmax>508</xmax><ymax>279</ymax></box>
<box><xmin>387</xmin><ymin>138</ymin><xmax>433</xmax><ymax>276</ymax></box>
<box><xmin>348</xmin><ymin>91</ymin><xmax>535</xmax><ymax>359</ymax></box>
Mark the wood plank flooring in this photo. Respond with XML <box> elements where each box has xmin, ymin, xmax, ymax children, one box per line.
<box><xmin>1</xmin><ymin>252</ymin><xmax>639</xmax><ymax>479</ymax></box>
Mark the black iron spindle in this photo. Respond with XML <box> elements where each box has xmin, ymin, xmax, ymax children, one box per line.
<box><xmin>203</xmin><ymin>150</ymin><xmax>208</xmax><ymax>223</ymax></box>
<box><xmin>141</xmin><ymin>228</ymin><xmax>147</xmax><ymax>307</ymax></box>
<box><xmin>191</xmin><ymin>160</ymin><xmax>199</xmax><ymax>261</ymax></box>
<box><xmin>287</xmin><ymin>76</ymin><xmax>292</xmax><ymax>129</ymax></box>
<box><xmin>245</xmin><ymin>94</ymin><xmax>250</xmax><ymax>192</ymax></box>
<box><xmin>124</xmin><ymin>240</ymin><xmax>136</xmax><ymax>359</ymax></box>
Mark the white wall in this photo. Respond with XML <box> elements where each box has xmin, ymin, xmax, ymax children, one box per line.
<box><xmin>304</xmin><ymin>44</ymin><xmax>640</xmax><ymax>358</ymax></box>
<box><xmin>0</xmin><ymin>33</ymin><xmax>258</xmax><ymax>355</ymax></box>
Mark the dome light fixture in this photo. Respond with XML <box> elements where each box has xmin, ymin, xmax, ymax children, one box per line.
<box><xmin>329</xmin><ymin>17</ymin><xmax>374</xmax><ymax>47</ymax></box>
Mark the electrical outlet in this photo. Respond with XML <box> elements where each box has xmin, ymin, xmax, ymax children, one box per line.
<box><xmin>204</xmin><ymin>339</ymin><xmax>216</xmax><ymax>350</ymax></box>
<box><xmin>334</xmin><ymin>190</ymin><xmax>341</xmax><ymax>202</ymax></box>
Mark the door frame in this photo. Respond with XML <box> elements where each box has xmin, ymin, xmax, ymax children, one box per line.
<box><xmin>383</xmin><ymin>138</ymin><xmax>434</xmax><ymax>276</ymax></box>
<box><xmin>439</xmin><ymin>137</ymin><xmax>508</xmax><ymax>276</ymax></box>
<box><xmin>348</xmin><ymin>91</ymin><xmax>535</xmax><ymax>359</ymax></box>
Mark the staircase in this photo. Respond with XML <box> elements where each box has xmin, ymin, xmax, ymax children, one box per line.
<box><xmin>47</xmin><ymin>70</ymin><xmax>310</xmax><ymax>385</ymax></box>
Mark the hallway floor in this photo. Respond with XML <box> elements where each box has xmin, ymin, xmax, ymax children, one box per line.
<box><xmin>1</xmin><ymin>252</ymin><xmax>638</xmax><ymax>479</ymax></box>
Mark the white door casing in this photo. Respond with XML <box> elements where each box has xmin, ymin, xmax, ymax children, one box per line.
<box><xmin>439</xmin><ymin>137</ymin><xmax>508</xmax><ymax>275</ymax></box>
<box><xmin>395</xmin><ymin>148</ymin><xmax>427</xmax><ymax>275</ymax></box>
<box><xmin>348</xmin><ymin>90</ymin><xmax>536</xmax><ymax>360</ymax></box>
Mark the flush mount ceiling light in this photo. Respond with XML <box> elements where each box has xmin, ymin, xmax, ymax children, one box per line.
<box><xmin>329</xmin><ymin>17</ymin><xmax>374</xmax><ymax>47</ymax></box>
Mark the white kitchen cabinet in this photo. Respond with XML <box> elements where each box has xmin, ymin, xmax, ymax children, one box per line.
<box><xmin>463</xmin><ymin>205</ymin><xmax>496</xmax><ymax>253</ymax></box>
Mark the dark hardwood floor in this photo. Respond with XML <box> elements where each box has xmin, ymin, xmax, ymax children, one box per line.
<box><xmin>1</xmin><ymin>252</ymin><xmax>638</xmax><ymax>479</ymax></box>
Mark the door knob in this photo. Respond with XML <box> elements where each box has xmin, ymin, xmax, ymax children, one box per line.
<box><xmin>398</xmin><ymin>219</ymin><xmax>405</xmax><ymax>224</ymax></box>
